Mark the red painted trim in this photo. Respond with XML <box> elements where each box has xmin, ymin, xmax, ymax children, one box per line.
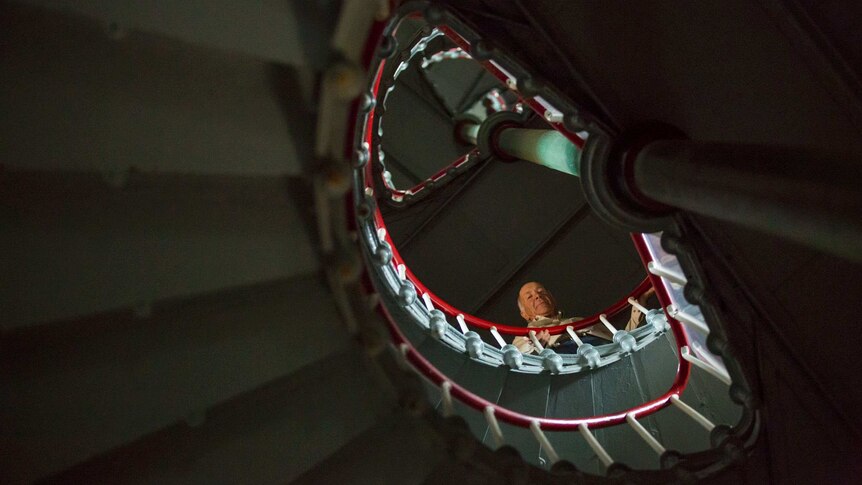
<box><xmin>631</xmin><ymin>232</ymin><xmax>692</xmax><ymax>386</ymax></box>
<box><xmin>387</xmin><ymin>149</ymin><xmax>478</xmax><ymax>198</ymax></box>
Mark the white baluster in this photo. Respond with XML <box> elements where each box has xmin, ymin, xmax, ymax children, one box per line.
<box><xmin>456</xmin><ymin>314</ymin><xmax>468</xmax><ymax>334</ymax></box>
<box><xmin>578</xmin><ymin>423</ymin><xmax>613</xmax><ymax>468</ymax></box>
<box><xmin>490</xmin><ymin>326</ymin><xmax>507</xmax><ymax>349</ymax></box>
<box><xmin>627</xmin><ymin>296</ymin><xmax>649</xmax><ymax>314</ymax></box>
<box><xmin>647</xmin><ymin>261</ymin><xmax>687</xmax><ymax>286</ymax></box>
<box><xmin>668</xmin><ymin>305</ymin><xmax>710</xmax><ymax>334</ymax></box>
<box><xmin>396</xmin><ymin>342</ymin><xmax>410</xmax><ymax>369</ymax></box>
<box><xmin>565</xmin><ymin>326</ymin><xmax>584</xmax><ymax>347</ymax></box>
<box><xmin>484</xmin><ymin>406</ymin><xmax>505</xmax><ymax>448</ymax></box>
<box><xmin>681</xmin><ymin>346</ymin><xmax>732</xmax><ymax>385</ymax></box>
<box><xmin>599</xmin><ymin>314</ymin><xmax>618</xmax><ymax>336</ymax></box>
<box><xmin>670</xmin><ymin>394</ymin><xmax>716</xmax><ymax>431</ymax></box>
<box><xmin>441</xmin><ymin>381</ymin><xmax>454</xmax><ymax>418</ymax></box>
<box><xmin>529</xmin><ymin>420</ymin><xmax>560</xmax><ymax>464</ymax></box>
<box><xmin>626</xmin><ymin>413</ymin><xmax>666</xmax><ymax>455</ymax></box>
<box><xmin>421</xmin><ymin>293</ymin><xmax>434</xmax><ymax>312</ymax></box>
<box><xmin>528</xmin><ymin>330</ymin><xmax>545</xmax><ymax>352</ymax></box>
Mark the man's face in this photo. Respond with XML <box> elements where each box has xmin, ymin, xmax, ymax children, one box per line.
<box><xmin>518</xmin><ymin>282</ymin><xmax>557</xmax><ymax>321</ymax></box>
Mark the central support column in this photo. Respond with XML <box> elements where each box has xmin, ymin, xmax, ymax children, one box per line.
<box><xmin>631</xmin><ymin>140</ymin><xmax>862</xmax><ymax>261</ymax></box>
<box><xmin>467</xmin><ymin>111</ymin><xmax>582</xmax><ymax>177</ymax></box>
<box><xmin>496</xmin><ymin>128</ymin><xmax>580</xmax><ymax>176</ymax></box>
<box><xmin>460</xmin><ymin>114</ymin><xmax>862</xmax><ymax>262</ymax></box>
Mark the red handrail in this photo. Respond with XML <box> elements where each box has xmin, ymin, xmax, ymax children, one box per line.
<box><xmin>355</xmin><ymin>4</ymin><xmax>692</xmax><ymax>432</ymax></box>
<box><xmin>387</xmin><ymin>149</ymin><xmax>478</xmax><ymax>198</ymax></box>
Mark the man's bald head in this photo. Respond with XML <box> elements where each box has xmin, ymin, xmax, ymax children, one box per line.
<box><xmin>517</xmin><ymin>282</ymin><xmax>558</xmax><ymax>321</ymax></box>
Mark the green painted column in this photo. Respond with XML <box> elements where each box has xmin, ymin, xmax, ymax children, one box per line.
<box><xmin>458</xmin><ymin>121</ymin><xmax>480</xmax><ymax>146</ymax></box>
<box><xmin>497</xmin><ymin>128</ymin><xmax>581</xmax><ymax>177</ymax></box>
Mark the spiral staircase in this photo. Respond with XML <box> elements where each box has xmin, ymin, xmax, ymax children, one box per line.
<box><xmin>2</xmin><ymin>1</ymin><xmax>862</xmax><ymax>483</ymax></box>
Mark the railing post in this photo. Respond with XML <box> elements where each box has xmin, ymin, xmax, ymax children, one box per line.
<box><xmin>441</xmin><ymin>381</ymin><xmax>454</xmax><ymax>417</ymax></box>
<box><xmin>667</xmin><ymin>305</ymin><xmax>710</xmax><ymax>334</ymax></box>
<box><xmin>670</xmin><ymin>394</ymin><xmax>716</xmax><ymax>431</ymax></box>
<box><xmin>632</xmin><ymin>140</ymin><xmax>862</xmax><ymax>262</ymax></box>
<box><xmin>567</xmin><ymin>325</ymin><xmax>601</xmax><ymax>368</ymax></box>
<box><xmin>528</xmin><ymin>330</ymin><xmax>545</xmax><ymax>352</ymax></box>
<box><xmin>626</xmin><ymin>413</ymin><xmax>666</xmax><ymax>455</ymax></box>
<box><xmin>647</xmin><ymin>261</ymin><xmax>687</xmax><ymax>286</ymax></box>
<box><xmin>484</xmin><ymin>406</ymin><xmax>505</xmax><ymax>449</ymax></box>
<box><xmin>530</xmin><ymin>420</ymin><xmax>560</xmax><ymax>464</ymax></box>
<box><xmin>681</xmin><ymin>346</ymin><xmax>731</xmax><ymax>385</ymax></box>
<box><xmin>598</xmin><ymin>313</ymin><xmax>618</xmax><ymax>336</ymax></box>
<box><xmin>601</xmin><ymin>314</ymin><xmax>637</xmax><ymax>353</ymax></box>
<box><xmin>578</xmin><ymin>423</ymin><xmax>613</xmax><ymax>468</ymax></box>
<box><xmin>458</xmin><ymin>313</ymin><xmax>486</xmax><ymax>358</ymax></box>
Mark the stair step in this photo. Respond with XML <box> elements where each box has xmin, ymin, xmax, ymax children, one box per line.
<box><xmin>39</xmin><ymin>346</ymin><xmax>396</xmax><ymax>484</ymax></box>
<box><xmin>1</xmin><ymin>2</ymin><xmax>317</xmax><ymax>177</ymax></box>
<box><xmin>1</xmin><ymin>170</ymin><xmax>318</xmax><ymax>329</ymax></box>
<box><xmin>1</xmin><ymin>274</ymin><xmax>352</xmax><ymax>484</ymax></box>
<box><xmin>291</xmin><ymin>410</ymin><xmax>447</xmax><ymax>485</ymax></box>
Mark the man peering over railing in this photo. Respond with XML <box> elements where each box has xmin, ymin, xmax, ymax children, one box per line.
<box><xmin>512</xmin><ymin>281</ymin><xmax>655</xmax><ymax>354</ymax></box>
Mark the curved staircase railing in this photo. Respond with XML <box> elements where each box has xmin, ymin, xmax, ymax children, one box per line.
<box><xmin>314</xmin><ymin>0</ymin><xmax>759</xmax><ymax>478</ymax></box>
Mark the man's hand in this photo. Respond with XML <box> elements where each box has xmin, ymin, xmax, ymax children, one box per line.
<box><xmin>536</xmin><ymin>329</ymin><xmax>551</xmax><ymax>346</ymax></box>
<box><xmin>626</xmin><ymin>287</ymin><xmax>656</xmax><ymax>331</ymax></box>
<box><xmin>513</xmin><ymin>335</ymin><xmax>533</xmax><ymax>353</ymax></box>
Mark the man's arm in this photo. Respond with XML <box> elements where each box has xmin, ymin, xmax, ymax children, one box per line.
<box><xmin>515</xmin><ymin>323</ymin><xmax>562</xmax><ymax>354</ymax></box>
<box><xmin>512</xmin><ymin>335</ymin><xmax>535</xmax><ymax>353</ymax></box>
<box><xmin>544</xmin><ymin>331</ymin><xmax>562</xmax><ymax>348</ymax></box>
<box><xmin>514</xmin><ymin>321</ymin><xmax>548</xmax><ymax>354</ymax></box>
<box><xmin>625</xmin><ymin>287</ymin><xmax>656</xmax><ymax>331</ymax></box>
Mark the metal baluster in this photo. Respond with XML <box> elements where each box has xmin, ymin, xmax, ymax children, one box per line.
<box><xmin>578</xmin><ymin>423</ymin><xmax>613</xmax><ymax>468</ymax></box>
<box><xmin>626</xmin><ymin>413</ymin><xmax>666</xmax><ymax>456</ymax></box>
<box><xmin>530</xmin><ymin>420</ymin><xmax>560</xmax><ymax>464</ymax></box>
<box><xmin>670</xmin><ymin>394</ymin><xmax>716</xmax><ymax>431</ymax></box>
<box><xmin>441</xmin><ymin>381</ymin><xmax>454</xmax><ymax>417</ymax></box>
<box><xmin>681</xmin><ymin>346</ymin><xmax>732</xmax><ymax>385</ymax></box>
<box><xmin>484</xmin><ymin>406</ymin><xmax>505</xmax><ymax>448</ymax></box>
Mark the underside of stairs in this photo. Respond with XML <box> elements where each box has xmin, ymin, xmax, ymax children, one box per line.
<box><xmin>3</xmin><ymin>1</ymin><xmax>862</xmax><ymax>483</ymax></box>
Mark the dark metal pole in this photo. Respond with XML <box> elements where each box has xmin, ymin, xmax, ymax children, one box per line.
<box><xmin>632</xmin><ymin>140</ymin><xmax>862</xmax><ymax>262</ymax></box>
<box><xmin>465</xmin><ymin>112</ymin><xmax>862</xmax><ymax>261</ymax></box>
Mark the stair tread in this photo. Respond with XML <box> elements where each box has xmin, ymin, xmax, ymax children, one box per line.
<box><xmin>291</xmin><ymin>410</ymin><xmax>446</xmax><ymax>485</ymax></box>
<box><xmin>39</xmin><ymin>346</ymin><xmax>396</xmax><ymax>484</ymax></box>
